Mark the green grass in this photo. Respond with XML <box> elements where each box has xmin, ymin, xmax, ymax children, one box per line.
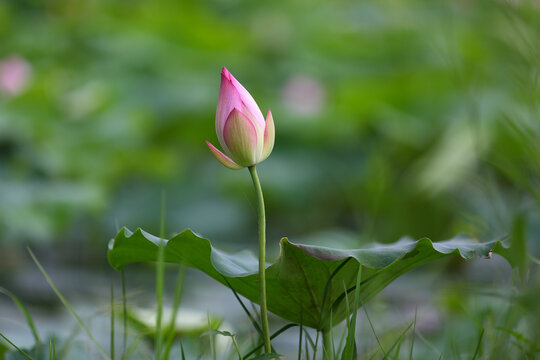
<box><xmin>342</xmin><ymin>259</ymin><xmax>363</xmax><ymax>359</ymax></box>
<box><xmin>27</xmin><ymin>247</ymin><xmax>111</xmax><ymax>360</ymax></box>
<box><xmin>0</xmin><ymin>332</ymin><xmax>33</xmax><ymax>360</ymax></box>
<box><xmin>0</xmin><ymin>287</ymin><xmax>41</xmax><ymax>345</ymax></box>
<box><xmin>162</xmin><ymin>266</ymin><xmax>186</xmax><ymax>359</ymax></box>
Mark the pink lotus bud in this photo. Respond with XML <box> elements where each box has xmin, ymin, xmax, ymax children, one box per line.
<box><xmin>0</xmin><ymin>56</ymin><xmax>31</xmax><ymax>96</ymax></box>
<box><xmin>206</xmin><ymin>67</ymin><xmax>274</xmax><ymax>170</ymax></box>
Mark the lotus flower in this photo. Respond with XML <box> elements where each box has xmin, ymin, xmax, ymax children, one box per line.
<box><xmin>0</xmin><ymin>56</ymin><xmax>31</xmax><ymax>96</ymax></box>
<box><xmin>206</xmin><ymin>67</ymin><xmax>274</xmax><ymax>169</ymax></box>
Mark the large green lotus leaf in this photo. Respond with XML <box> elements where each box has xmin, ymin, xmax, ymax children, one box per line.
<box><xmin>108</xmin><ymin>228</ymin><xmax>512</xmax><ymax>330</ymax></box>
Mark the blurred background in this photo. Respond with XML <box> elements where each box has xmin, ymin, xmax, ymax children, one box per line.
<box><xmin>1</xmin><ymin>0</ymin><xmax>539</xmax><ymax>358</ymax></box>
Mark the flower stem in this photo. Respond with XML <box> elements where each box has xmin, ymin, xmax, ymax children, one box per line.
<box><xmin>248</xmin><ymin>165</ymin><xmax>271</xmax><ymax>353</ymax></box>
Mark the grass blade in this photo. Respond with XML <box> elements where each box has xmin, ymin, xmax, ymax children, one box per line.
<box><xmin>314</xmin><ymin>259</ymin><xmax>351</xmax><ymax>360</ymax></box>
<box><xmin>0</xmin><ymin>287</ymin><xmax>41</xmax><ymax>344</ymax></box>
<box><xmin>362</xmin><ymin>302</ymin><xmax>385</xmax><ymax>356</ymax></box>
<box><xmin>342</xmin><ymin>281</ymin><xmax>350</xmax><ymax>329</ymax></box>
<box><xmin>304</xmin><ymin>332</ymin><xmax>311</xmax><ymax>360</ymax></box>
<box><xmin>416</xmin><ymin>330</ymin><xmax>442</xmax><ymax>358</ymax></box>
<box><xmin>154</xmin><ymin>260</ymin><xmax>165</xmax><ymax>358</ymax></box>
<box><xmin>329</xmin><ymin>309</ymin><xmax>335</xmax><ymax>359</ymax></box>
<box><xmin>227</xmin><ymin>281</ymin><xmax>280</xmax><ymax>355</ymax></box>
<box><xmin>225</xmin><ymin>279</ymin><xmax>264</xmax><ymax>338</ymax></box>
<box><xmin>56</xmin><ymin>323</ymin><xmax>80</xmax><ymax>359</ymax></box>
<box><xmin>243</xmin><ymin>324</ymin><xmax>297</xmax><ymax>359</ymax></box>
<box><xmin>0</xmin><ymin>332</ymin><xmax>33</xmax><ymax>360</ymax></box>
<box><xmin>382</xmin><ymin>321</ymin><xmax>413</xmax><ymax>360</ymax></box>
<box><xmin>312</xmin><ymin>330</ymin><xmax>320</xmax><ymax>360</ymax></box>
<box><xmin>163</xmin><ymin>266</ymin><xmax>187</xmax><ymax>360</ymax></box>
<box><xmin>49</xmin><ymin>338</ymin><xmax>55</xmax><ymax>360</ymax></box>
<box><xmin>305</xmin><ymin>330</ymin><xmax>316</xmax><ymax>354</ymax></box>
<box><xmin>120</xmin><ymin>268</ymin><xmax>127</xmax><ymax>357</ymax></box>
<box><xmin>471</xmin><ymin>328</ymin><xmax>484</xmax><ymax>360</ymax></box>
<box><xmin>180</xmin><ymin>341</ymin><xmax>186</xmax><ymax>360</ymax></box>
<box><xmin>317</xmin><ymin>258</ymin><xmax>351</xmax><ymax>329</ymax></box>
<box><xmin>120</xmin><ymin>330</ymin><xmax>153</xmax><ymax>360</ymax></box>
<box><xmin>322</xmin><ymin>328</ymin><xmax>332</xmax><ymax>360</ymax></box>
<box><xmin>27</xmin><ymin>247</ymin><xmax>111</xmax><ymax>360</ymax></box>
<box><xmin>409</xmin><ymin>308</ymin><xmax>417</xmax><ymax>360</ymax></box>
<box><xmin>207</xmin><ymin>313</ymin><xmax>216</xmax><ymax>360</ymax></box>
<box><xmin>341</xmin><ymin>258</ymin><xmax>363</xmax><ymax>360</ymax></box>
<box><xmin>335</xmin><ymin>327</ymin><xmax>347</xmax><ymax>358</ymax></box>
<box><xmin>110</xmin><ymin>282</ymin><xmax>115</xmax><ymax>360</ymax></box>
<box><xmin>155</xmin><ymin>190</ymin><xmax>167</xmax><ymax>360</ymax></box>
<box><xmin>368</xmin><ymin>350</ymin><xmax>380</xmax><ymax>360</ymax></box>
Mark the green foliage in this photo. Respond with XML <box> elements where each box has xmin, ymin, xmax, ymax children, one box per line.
<box><xmin>1</xmin><ymin>0</ymin><xmax>539</xmax><ymax>249</ymax></box>
<box><xmin>108</xmin><ymin>227</ymin><xmax>511</xmax><ymax>330</ymax></box>
<box><xmin>1</xmin><ymin>0</ymin><xmax>539</xmax><ymax>358</ymax></box>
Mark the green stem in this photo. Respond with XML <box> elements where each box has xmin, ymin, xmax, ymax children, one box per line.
<box><xmin>120</xmin><ymin>269</ymin><xmax>127</xmax><ymax>357</ymax></box>
<box><xmin>163</xmin><ymin>266</ymin><xmax>186</xmax><ymax>360</ymax></box>
<box><xmin>248</xmin><ymin>165</ymin><xmax>271</xmax><ymax>354</ymax></box>
<box><xmin>322</xmin><ymin>328</ymin><xmax>332</xmax><ymax>360</ymax></box>
<box><xmin>231</xmin><ymin>335</ymin><xmax>243</xmax><ymax>360</ymax></box>
<box><xmin>155</xmin><ymin>190</ymin><xmax>166</xmax><ymax>360</ymax></box>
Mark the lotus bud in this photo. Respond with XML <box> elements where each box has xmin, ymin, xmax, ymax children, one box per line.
<box><xmin>206</xmin><ymin>67</ymin><xmax>274</xmax><ymax>170</ymax></box>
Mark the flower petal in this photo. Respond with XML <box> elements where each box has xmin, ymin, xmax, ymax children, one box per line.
<box><xmin>225</xmin><ymin>68</ymin><xmax>265</xmax><ymax>128</ymax></box>
<box><xmin>216</xmin><ymin>68</ymin><xmax>242</xmax><ymax>146</ymax></box>
<box><xmin>260</xmin><ymin>109</ymin><xmax>275</xmax><ymax>162</ymax></box>
<box><xmin>217</xmin><ymin>67</ymin><xmax>265</xmax><ymax>144</ymax></box>
<box><xmin>206</xmin><ymin>141</ymin><xmax>243</xmax><ymax>170</ymax></box>
<box><xmin>223</xmin><ymin>108</ymin><xmax>258</xmax><ymax>167</ymax></box>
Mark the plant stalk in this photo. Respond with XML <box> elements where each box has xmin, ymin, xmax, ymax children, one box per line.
<box><xmin>155</xmin><ymin>190</ymin><xmax>166</xmax><ymax>360</ymax></box>
<box><xmin>248</xmin><ymin>165</ymin><xmax>271</xmax><ymax>353</ymax></box>
<box><xmin>322</xmin><ymin>328</ymin><xmax>332</xmax><ymax>360</ymax></box>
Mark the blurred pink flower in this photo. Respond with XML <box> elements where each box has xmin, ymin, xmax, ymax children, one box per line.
<box><xmin>0</xmin><ymin>56</ymin><xmax>31</xmax><ymax>96</ymax></box>
<box><xmin>206</xmin><ymin>67</ymin><xmax>274</xmax><ymax>169</ymax></box>
<box><xmin>282</xmin><ymin>75</ymin><xmax>325</xmax><ymax>117</ymax></box>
